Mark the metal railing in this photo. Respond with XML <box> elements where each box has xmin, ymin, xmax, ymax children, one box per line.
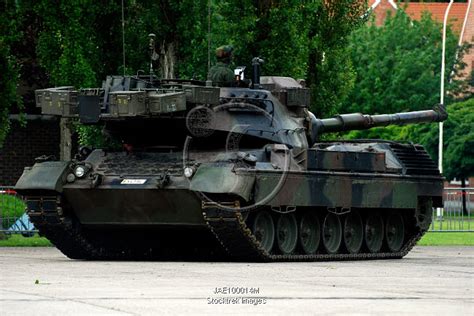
<box><xmin>0</xmin><ymin>186</ymin><xmax>472</xmax><ymax>235</ymax></box>
<box><xmin>430</xmin><ymin>187</ymin><xmax>473</xmax><ymax>232</ymax></box>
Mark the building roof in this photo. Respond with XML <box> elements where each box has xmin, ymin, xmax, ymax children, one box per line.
<box><xmin>367</xmin><ymin>1</ymin><xmax>473</xmax><ymax>92</ymax></box>
<box><xmin>404</xmin><ymin>3</ymin><xmax>468</xmax><ymax>33</ymax></box>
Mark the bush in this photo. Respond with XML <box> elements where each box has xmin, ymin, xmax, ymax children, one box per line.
<box><xmin>0</xmin><ymin>194</ymin><xmax>27</xmax><ymax>230</ymax></box>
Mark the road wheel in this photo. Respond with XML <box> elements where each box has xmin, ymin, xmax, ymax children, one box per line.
<box><xmin>299</xmin><ymin>212</ymin><xmax>320</xmax><ymax>255</ymax></box>
<box><xmin>364</xmin><ymin>213</ymin><xmax>384</xmax><ymax>253</ymax></box>
<box><xmin>322</xmin><ymin>213</ymin><xmax>342</xmax><ymax>254</ymax></box>
<box><xmin>385</xmin><ymin>213</ymin><xmax>405</xmax><ymax>252</ymax></box>
<box><xmin>343</xmin><ymin>211</ymin><xmax>363</xmax><ymax>254</ymax></box>
<box><xmin>251</xmin><ymin>211</ymin><xmax>275</xmax><ymax>253</ymax></box>
<box><xmin>276</xmin><ymin>213</ymin><xmax>298</xmax><ymax>255</ymax></box>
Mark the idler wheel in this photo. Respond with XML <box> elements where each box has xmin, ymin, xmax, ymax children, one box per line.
<box><xmin>385</xmin><ymin>213</ymin><xmax>405</xmax><ymax>252</ymax></box>
<box><xmin>364</xmin><ymin>213</ymin><xmax>384</xmax><ymax>253</ymax></box>
<box><xmin>276</xmin><ymin>213</ymin><xmax>298</xmax><ymax>255</ymax></box>
<box><xmin>415</xmin><ymin>199</ymin><xmax>433</xmax><ymax>231</ymax></box>
<box><xmin>299</xmin><ymin>212</ymin><xmax>320</xmax><ymax>254</ymax></box>
<box><xmin>322</xmin><ymin>213</ymin><xmax>342</xmax><ymax>254</ymax></box>
<box><xmin>343</xmin><ymin>211</ymin><xmax>363</xmax><ymax>254</ymax></box>
<box><xmin>251</xmin><ymin>211</ymin><xmax>275</xmax><ymax>253</ymax></box>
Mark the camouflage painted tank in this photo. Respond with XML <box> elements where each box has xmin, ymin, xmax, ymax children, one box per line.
<box><xmin>15</xmin><ymin>60</ymin><xmax>446</xmax><ymax>261</ymax></box>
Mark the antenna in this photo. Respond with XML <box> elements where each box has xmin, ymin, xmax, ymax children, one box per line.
<box><xmin>121</xmin><ymin>0</ymin><xmax>126</xmax><ymax>76</ymax></box>
<box><xmin>207</xmin><ymin>0</ymin><xmax>211</xmax><ymax>72</ymax></box>
<box><xmin>149</xmin><ymin>33</ymin><xmax>156</xmax><ymax>83</ymax></box>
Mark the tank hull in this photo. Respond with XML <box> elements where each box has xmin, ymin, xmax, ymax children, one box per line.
<box><xmin>61</xmin><ymin>171</ymin><xmax>442</xmax><ymax>227</ymax></box>
<box><xmin>63</xmin><ymin>188</ymin><xmax>205</xmax><ymax>226</ymax></box>
<box><xmin>18</xmin><ymin>165</ymin><xmax>442</xmax><ymax>261</ymax></box>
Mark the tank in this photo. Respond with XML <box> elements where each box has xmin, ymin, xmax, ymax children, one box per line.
<box><xmin>15</xmin><ymin>59</ymin><xmax>446</xmax><ymax>261</ymax></box>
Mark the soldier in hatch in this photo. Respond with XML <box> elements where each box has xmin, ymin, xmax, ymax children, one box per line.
<box><xmin>207</xmin><ymin>45</ymin><xmax>235</xmax><ymax>86</ymax></box>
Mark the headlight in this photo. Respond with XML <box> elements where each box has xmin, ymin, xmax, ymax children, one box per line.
<box><xmin>74</xmin><ymin>165</ymin><xmax>86</xmax><ymax>178</ymax></box>
<box><xmin>184</xmin><ymin>167</ymin><xmax>194</xmax><ymax>178</ymax></box>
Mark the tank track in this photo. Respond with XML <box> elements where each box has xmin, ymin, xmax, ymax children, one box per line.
<box><xmin>202</xmin><ymin>204</ymin><xmax>423</xmax><ymax>262</ymax></box>
<box><xmin>25</xmin><ymin>194</ymin><xmax>423</xmax><ymax>261</ymax></box>
<box><xmin>25</xmin><ymin>194</ymin><xmax>228</xmax><ymax>260</ymax></box>
<box><xmin>25</xmin><ymin>195</ymin><xmax>131</xmax><ymax>260</ymax></box>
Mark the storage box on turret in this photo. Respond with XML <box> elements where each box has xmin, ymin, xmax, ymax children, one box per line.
<box><xmin>182</xmin><ymin>85</ymin><xmax>220</xmax><ymax>105</ymax></box>
<box><xmin>108</xmin><ymin>91</ymin><xmax>147</xmax><ymax>117</ymax></box>
<box><xmin>35</xmin><ymin>87</ymin><xmax>78</xmax><ymax>116</ymax></box>
<box><xmin>148</xmin><ymin>91</ymin><xmax>186</xmax><ymax>114</ymax></box>
<box><xmin>272</xmin><ymin>88</ymin><xmax>310</xmax><ymax>108</ymax></box>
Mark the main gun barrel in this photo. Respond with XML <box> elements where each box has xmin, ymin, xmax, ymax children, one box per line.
<box><xmin>315</xmin><ymin>108</ymin><xmax>447</xmax><ymax>134</ymax></box>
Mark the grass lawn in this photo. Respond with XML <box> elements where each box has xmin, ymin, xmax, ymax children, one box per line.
<box><xmin>0</xmin><ymin>234</ymin><xmax>52</xmax><ymax>247</ymax></box>
<box><xmin>418</xmin><ymin>232</ymin><xmax>474</xmax><ymax>246</ymax></box>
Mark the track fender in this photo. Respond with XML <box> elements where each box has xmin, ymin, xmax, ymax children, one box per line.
<box><xmin>15</xmin><ymin>161</ymin><xmax>70</xmax><ymax>193</ymax></box>
<box><xmin>189</xmin><ymin>163</ymin><xmax>255</xmax><ymax>201</ymax></box>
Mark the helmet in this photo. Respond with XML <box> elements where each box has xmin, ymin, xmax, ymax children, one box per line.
<box><xmin>215</xmin><ymin>45</ymin><xmax>233</xmax><ymax>61</ymax></box>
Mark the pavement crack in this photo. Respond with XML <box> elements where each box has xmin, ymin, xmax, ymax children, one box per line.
<box><xmin>0</xmin><ymin>289</ymin><xmax>139</xmax><ymax>315</ymax></box>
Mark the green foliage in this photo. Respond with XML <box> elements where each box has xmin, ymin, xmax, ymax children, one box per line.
<box><xmin>210</xmin><ymin>0</ymin><xmax>364</xmax><ymax>117</ymax></box>
<box><xmin>5</xmin><ymin>0</ymin><xmax>365</xmax><ymax>147</ymax></box>
<box><xmin>442</xmin><ymin>99</ymin><xmax>474</xmax><ymax>180</ymax></box>
<box><xmin>209</xmin><ymin>0</ymin><xmax>311</xmax><ymax>80</ymax></box>
<box><xmin>305</xmin><ymin>0</ymin><xmax>366</xmax><ymax>117</ymax></box>
<box><xmin>344</xmin><ymin>10</ymin><xmax>460</xmax><ymax>115</ymax></box>
<box><xmin>35</xmin><ymin>1</ymin><xmax>99</xmax><ymax>87</ymax></box>
<box><xmin>0</xmin><ymin>194</ymin><xmax>26</xmax><ymax>229</ymax></box>
<box><xmin>340</xmin><ymin>10</ymin><xmax>472</xmax><ymax>181</ymax></box>
<box><xmin>75</xmin><ymin>124</ymin><xmax>120</xmax><ymax>149</ymax></box>
<box><xmin>0</xmin><ymin>3</ymin><xmax>24</xmax><ymax>148</ymax></box>
<box><xmin>0</xmin><ymin>42</ymin><xmax>17</xmax><ymax>147</ymax></box>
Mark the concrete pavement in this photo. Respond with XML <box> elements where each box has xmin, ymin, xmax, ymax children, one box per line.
<box><xmin>0</xmin><ymin>246</ymin><xmax>473</xmax><ymax>315</ymax></box>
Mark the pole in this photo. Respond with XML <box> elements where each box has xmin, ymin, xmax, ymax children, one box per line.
<box><xmin>438</xmin><ymin>0</ymin><xmax>454</xmax><ymax>219</ymax></box>
<box><xmin>207</xmin><ymin>0</ymin><xmax>211</xmax><ymax>72</ymax></box>
<box><xmin>439</xmin><ymin>0</ymin><xmax>453</xmax><ymax>174</ymax></box>
<box><xmin>121</xmin><ymin>0</ymin><xmax>126</xmax><ymax>76</ymax></box>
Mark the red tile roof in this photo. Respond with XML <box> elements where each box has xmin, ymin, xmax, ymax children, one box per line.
<box><xmin>368</xmin><ymin>1</ymin><xmax>468</xmax><ymax>33</ymax></box>
<box><xmin>403</xmin><ymin>3</ymin><xmax>468</xmax><ymax>33</ymax></box>
<box><xmin>367</xmin><ymin>1</ymin><xmax>473</xmax><ymax>87</ymax></box>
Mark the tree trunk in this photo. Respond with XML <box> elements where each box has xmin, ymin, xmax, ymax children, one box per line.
<box><xmin>159</xmin><ymin>41</ymin><xmax>176</xmax><ymax>79</ymax></box>
<box><xmin>60</xmin><ymin>118</ymin><xmax>72</xmax><ymax>161</ymax></box>
<box><xmin>461</xmin><ymin>178</ymin><xmax>468</xmax><ymax>216</ymax></box>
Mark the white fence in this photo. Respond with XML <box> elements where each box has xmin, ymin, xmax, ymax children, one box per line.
<box><xmin>431</xmin><ymin>187</ymin><xmax>473</xmax><ymax>232</ymax></box>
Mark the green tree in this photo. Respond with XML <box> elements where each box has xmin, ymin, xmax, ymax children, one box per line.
<box><xmin>0</xmin><ymin>41</ymin><xmax>19</xmax><ymax>147</ymax></box>
<box><xmin>35</xmin><ymin>1</ymin><xmax>100</xmax><ymax>88</ymax></box>
<box><xmin>0</xmin><ymin>2</ymin><xmax>23</xmax><ymax>148</ymax></box>
<box><xmin>439</xmin><ymin>99</ymin><xmax>474</xmax><ymax>181</ymax></box>
<box><xmin>2</xmin><ymin>1</ymin><xmax>365</xmax><ymax>147</ymax></box>
<box><xmin>341</xmin><ymin>8</ymin><xmax>473</xmax><ymax>183</ymax></box>
<box><xmin>210</xmin><ymin>0</ymin><xmax>310</xmax><ymax>79</ymax></box>
<box><xmin>211</xmin><ymin>0</ymin><xmax>364</xmax><ymax>117</ymax></box>
<box><xmin>343</xmin><ymin>10</ymin><xmax>461</xmax><ymax>115</ymax></box>
<box><xmin>304</xmin><ymin>0</ymin><xmax>366</xmax><ymax>118</ymax></box>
